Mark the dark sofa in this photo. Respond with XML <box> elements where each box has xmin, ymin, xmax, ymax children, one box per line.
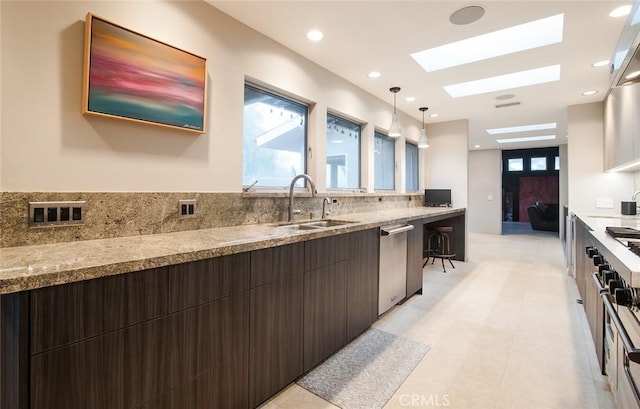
<box><xmin>526</xmin><ymin>202</ymin><xmax>559</xmax><ymax>232</ymax></box>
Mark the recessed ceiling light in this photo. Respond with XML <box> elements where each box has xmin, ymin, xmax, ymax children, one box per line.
<box><xmin>582</xmin><ymin>90</ymin><xmax>599</xmax><ymax>96</ymax></box>
<box><xmin>306</xmin><ymin>30</ymin><xmax>324</xmax><ymax>41</ymax></box>
<box><xmin>367</xmin><ymin>71</ymin><xmax>381</xmax><ymax>78</ymax></box>
<box><xmin>474</xmin><ymin>144</ymin><xmax>481</xmax><ymax>148</ymax></box>
<box><xmin>411</xmin><ymin>14</ymin><xmax>564</xmax><ymax>72</ymax></box>
<box><xmin>610</xmin><ymin>5</ymin><xmax>632</xmax><ymax>18</ymax></box>
<box><xmin>592</xmin><ymin>60</ymin><xmax>610</xmax><ymax>68</ymax></box>
<box><xmin>495</xmin><ymin>94</ymin><xmax>516</xmax><ymax>100</ymax></box>
<box><xmin>429</xmin><ymin>113</ymin><xmax>439</xmax><ymax>118</ymax></box>
<box><xmin>405</xmin><ymin>97</ymin><xmax>416</xmax><ymax>102</ymax></box>
<box><xmin>487</xmin><ymin>122</ymin><xmax>557</xmax><ymax>135</ymax></box>
<box><xmin>443</xmin><ymin>65</ymin><xmax>561</xmax><ymax>98</ymax></box>
<box><xmin>449</xmin><ymin>6</ymin><xmax>485</xmax><ymax>25</ymax></box>
<box><xmin>496</xmin><ymin>135</ymin><xmax>556</xmax><ymax>144</ymax></box>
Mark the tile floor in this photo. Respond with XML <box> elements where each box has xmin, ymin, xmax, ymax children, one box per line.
<box><xmin>261</xmin><ymin>232</ymin><xmax>615</xmax><ymax>409</ymax></box>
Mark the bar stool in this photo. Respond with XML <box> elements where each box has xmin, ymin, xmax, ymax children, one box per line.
<box><xmin>423</xmin><ymin>226</ymin><xmax>456</xmax><ymax>272</ymax></box>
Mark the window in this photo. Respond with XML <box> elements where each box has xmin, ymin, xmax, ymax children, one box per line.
<box><xmin>243</xmin><ymin>84</ymin><xmax>308</xmax><ymax>188</ymax></box>
<box><xmin>406</xmin><ymin>142</ymin><xmax>419</xmax><ymax>191</ymax></box>
<box><xmin>508</xmin><ymin>158</ymin><xmax>523</xmax><ymax>171</ymax></box>
<box><xmin>374</xmin><ymin>131</ymin><xmax>395</xmax><ymax>190</ymax></box>
<box><xmin>555</xmin><ymin>156</ymin><xmax>560</xmax><ymax>170</ymax></box>
<box><xmin>326</xmin><ymin>114</ymin><xmax>361</xmax><ymax>189</ymax></box>
<box><xmin>530</xmin><ymin>157</ymin><xmax>547</xmax><ymax>171</ymax></box>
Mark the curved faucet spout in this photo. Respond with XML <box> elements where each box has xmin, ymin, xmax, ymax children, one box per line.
<box><xmin>633</xmin><ymin>191</ymin><xmax>640</xmax><ymax>201</ymax></box>
<box><xmin>288</xmin><ymin>174</ymin><xmax>317</xmax><ymax>222</ymax></box>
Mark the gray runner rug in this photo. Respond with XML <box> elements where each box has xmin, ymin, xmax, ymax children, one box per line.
<box><xmin>296</xmin><ymin>328</ymin><xmax>430</xmax><ymax>409</ymax></box>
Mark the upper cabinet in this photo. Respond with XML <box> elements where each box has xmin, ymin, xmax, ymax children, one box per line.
<box><xmin>603</xmin><ymin>83</ymin><xmax>640</xmax><ymax>171</ymax></box>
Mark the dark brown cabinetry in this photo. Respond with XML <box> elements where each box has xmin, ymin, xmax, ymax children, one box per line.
<box><xmin>345</xmin><ymin>229</ymin><xmax>379</xmax><ymax>341</ymax></box>
<box><xmin>28</xmin><ymin>253</ymin><xmax>251</xmax><ymax>409</ymax></box>
<box><xmin>303</xmin><ymin>229</ymin><xmax>379</xmax><ymax>371</ymax></box>
<box><xmin>249</xmin><ymin>243</ymin><xmax>304</xmax><ymax>408</ymax></box>
<box><xmin>1</xmin><ymin>226</ymin><xmax>391</xmax><ymax>409</ymax></box>
<box><xmin>406</xmin><ymin>219</ymin><xmax>424</xmax><ymax>297</ymax></box>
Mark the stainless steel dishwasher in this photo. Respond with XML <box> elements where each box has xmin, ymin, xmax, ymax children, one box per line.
<box><xmin>379</xmin><ymin>223</ymin><xmax>415</xmax><ymax>315</ymax></box>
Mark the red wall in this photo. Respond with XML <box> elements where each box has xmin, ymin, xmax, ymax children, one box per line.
<box><xmin>519</xmin><ymin>176</ymin><xmax>559</xmax><ymax>222</ymax></box>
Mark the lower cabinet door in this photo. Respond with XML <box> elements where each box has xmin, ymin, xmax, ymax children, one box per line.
<box><xmin>303</xmin><ymin>261</ymin><xmax>348</xmax><ymax>372</ymax></box>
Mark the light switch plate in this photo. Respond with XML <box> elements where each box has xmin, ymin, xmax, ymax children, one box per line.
<box><xmin>487</xmin><ymin>195</ymin><xmax>494</xmax><ymax>201</ymax></box>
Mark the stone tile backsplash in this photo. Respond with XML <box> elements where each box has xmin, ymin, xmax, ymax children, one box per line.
<box><xmin>0</xmin><ymin>192</ymin><xmax>424</xmax><ymax>248</ymax></box>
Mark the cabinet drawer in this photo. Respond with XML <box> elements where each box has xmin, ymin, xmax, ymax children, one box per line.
<box><xmin>30</xmin><ymin>267</ymin><xmax>169</xmax><ymax>354</ymax></box>
<box><xmin>168</xmin><ymin>252</ymin><xmax>250</xmax><ymax>312</ymax></box>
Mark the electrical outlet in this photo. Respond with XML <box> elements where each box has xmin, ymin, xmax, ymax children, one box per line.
<box><xmin>29</xmin><ymin>201</ymin><xmax>85</xmax><ymax>227</ymax></box>
<box><xmin>179</xmin><ymin>199</ymin><xmax>196</xmax><ymax>218</ymax></box>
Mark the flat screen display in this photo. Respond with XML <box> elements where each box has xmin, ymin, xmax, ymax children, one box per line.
<box><xmin>424</xmin><ymin>189</ymin><xmax>451</xmax><ymax>207</ymax></box>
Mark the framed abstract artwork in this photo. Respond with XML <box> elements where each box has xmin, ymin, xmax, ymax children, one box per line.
<box><xmin>82</xmin><ymin>13</ymin><xmax>207</xmax><ymax>133</ymax></box>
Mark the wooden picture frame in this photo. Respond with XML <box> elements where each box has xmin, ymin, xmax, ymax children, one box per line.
<box><xmin>82</xmin><ymin>13</ymin><xmax>207</xmax><ymax>134</ymax></box>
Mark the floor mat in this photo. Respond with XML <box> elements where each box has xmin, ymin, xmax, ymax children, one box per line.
<box><xmin>296</xmin><ymin>328</ymin><xmax>430</xmax><ymax>409</ymax></box>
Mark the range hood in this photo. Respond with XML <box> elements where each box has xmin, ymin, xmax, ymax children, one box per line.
<box><xmin>610</xmin><ymin>2</ymin><xmax>640</xmax><ymax>87</ymax></box>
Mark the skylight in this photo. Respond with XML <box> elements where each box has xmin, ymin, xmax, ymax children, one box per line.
<box><xmin>496</xmin><ymin>135</ymin><xmax>556</xmax><ymax>144</ymax></box>
<box><xmin>487</xmin><ymin>122</ymin><xmax>557</xmax><ymax>135</ymax></box>
<box><xmin>411</xmin><ymin>14</ymin><xmax>564</xmax><ymax>72</ymax></box>
<box><xmin>443</xmin><ymin>65</ymin><xmax>561</xmax><ymax>98</ymax></box>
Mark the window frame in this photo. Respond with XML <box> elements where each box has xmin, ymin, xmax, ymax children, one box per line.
<box><xmin>374</xmin><ymin>130</ymin><xmax>396</xmax><ymax>191</ymax></box>
<box><xmin>326</xmin><ymin>112</ymin><xmax>362</xmax><ymax>190</ymax></box>
<box><xmin>530</xmin><ymin>156</ymin><xmax>547</xmax><ymax>171</ymax></box>
<box><xmin>405</xmin><ymin>142</ymin><xmax>419</xmax><ymax>192</ymax></box>
<box><xmin>242</xmin><ymin>83</ymin><xmax>309</xmax><ymax>190</ymax></box>
<box><xmin>507</xmin><ymin>158</ymin><xmax>524</xmax><ymax>172</ymax></box>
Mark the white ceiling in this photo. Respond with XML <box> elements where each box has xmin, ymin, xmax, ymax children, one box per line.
<box><xmin>207</xmin><ymin>0</ymin><xmax>630</xmax><ymax>151</ymax></box>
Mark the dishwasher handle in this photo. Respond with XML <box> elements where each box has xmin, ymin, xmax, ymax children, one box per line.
<box><xmin>380</xmin><ymin>224</ymin><xmax>415</xmax><ymax>236</ymax></box>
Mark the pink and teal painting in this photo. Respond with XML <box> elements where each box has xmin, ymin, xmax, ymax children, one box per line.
<box><xmin>84</xmin><ymin>15</ymin><xmax>206</xmax><ymax>133</ymax></box>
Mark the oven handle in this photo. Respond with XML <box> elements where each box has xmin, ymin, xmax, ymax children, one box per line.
<box><xmin>624</xmin><ymin>354</ymin><xmax>640</xmax><ymax>408</ymax></box>
<box><xmin>591</xmin><ymin>272</ymin><xmax>607</xmax><ymax>293</ymax></box>
<box><xmin>602</xmin><ymin>293</ymin><xmax>640</xmax><ymax>364</ymax></box>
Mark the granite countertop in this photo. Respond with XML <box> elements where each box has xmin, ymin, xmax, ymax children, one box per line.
<box><xmin>575</xmin><ymin>212</ymin><xmax>640</xmax><ymax>285</ymax></box>
<box><xmin>0</xmin><ymin>207</ymin><xmax>464</xmax><ymax>294</ymax></box>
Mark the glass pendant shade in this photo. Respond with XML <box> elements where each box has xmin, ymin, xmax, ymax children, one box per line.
<box><xmin>388</xmin><ymin>114</ymin><xmax>402</xmax><ymax>138</ymax></box>
<box><xmin>418</xmin><ymin>106</ymin><xmax>429</xmax><ymax>148</ymax></box>
<box><xmin>388</xmin><ymin>87</ymin><xmax>402</xmax><ymax>138</ymax></box>
<box><xmin>418</xmin><ymin>128</ymin><xmax>429</xmax><ymax>148</ymax></box>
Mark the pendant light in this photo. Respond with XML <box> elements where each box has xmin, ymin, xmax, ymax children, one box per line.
<box><xmin>418</xmin><ymin>107</ymin><xmax>430</xmax><ymax>148</ymax></box>
<box><xmin>388</xmin><ymin>87</ymin><xmax>402</xmax><ymax>138</ymax></box>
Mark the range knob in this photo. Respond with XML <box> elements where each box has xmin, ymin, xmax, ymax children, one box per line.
<box><xmin>593</xmin><ymin>255</ymin><xmax>605</xmax><ymax>266</ymax></box>
<box><xmin>609</xmin><ymin>280</ymin><xmax>623</xmax><ymax>295</ymax></box>
<box><xmin>598</xmin><ymin>264</ymin><xmax>611</xmax><ymax>274</ymax></box>
<box><xmin>604</xmin><ymin>271</ymin><xmax>619</xmax><ymax>285</ymax></box>
<box><xmin>615</xmin><ymin>288</ymin><xmax>635</xmax><ymax>307</ymax></box>
<box><xmin>586</xmin><ymin>246</ymin><xmax>598</xmax><ymax>258</ymax></box>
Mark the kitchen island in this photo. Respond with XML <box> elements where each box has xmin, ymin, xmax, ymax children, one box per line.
<box><xmin>0</xmin><ymin>206</ymin><xmax>465</xmax><ymax>409</ymax></box>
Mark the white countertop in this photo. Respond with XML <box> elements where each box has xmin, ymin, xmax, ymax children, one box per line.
<box><xmin>575</xmin><ymin>212</ymin><xmax>640</xmax><ymax>285</ymax></box>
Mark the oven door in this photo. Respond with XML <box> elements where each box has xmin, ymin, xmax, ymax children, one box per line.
<box><xmin>603</xmin><ymin>293</ymin><xmax>618</xmax><ymax>393</ymax></box>
<box><xmin>603</xmin><ymin>294</ymin><xmax>640</xmax><ymax>408</ymax></box>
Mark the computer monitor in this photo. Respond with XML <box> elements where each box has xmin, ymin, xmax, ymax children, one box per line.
<box><xmin>424</xmin><ymin>189</ymin><xmax>451</xmax><ymax>207</ymax></box>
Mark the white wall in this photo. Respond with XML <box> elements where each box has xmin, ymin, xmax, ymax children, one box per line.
<box><xmin>424</xmin><ymin>120</ymin><xmax>469</xmax><ymax>208</ymax></box>
<box><xmin>559</xmin><ymin>144</ymin><xmax>568</xmax><ymax>239</ymax></box>
<box><xmin>567</xmin><ymin>102</ymin><xmax>633</xmax><ymax>214</ymax></box>
<box><xmin>0</xmin><ymin>1</ymin><xmax>422</xmax><ymax>192</ymax></box>
<box><xmin>468</xmin><ymin>149</ymin><xmax>501</xmax><ymax>234</ymax></box>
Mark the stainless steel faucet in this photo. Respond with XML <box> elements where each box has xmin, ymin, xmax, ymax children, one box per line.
<box><xmin>633</xmin><ymin>190</ymin><xmax>640</xmax><ymax>201</ymax></box>
<box><xmin>288</xmin><ymin>174</ymin><xmax>317</xmax><ymax>222</ymax></box>
<box><xmin>322</xmin><ymin>197</ymin><xmax>331</xmax><ymax>219</ymax></box>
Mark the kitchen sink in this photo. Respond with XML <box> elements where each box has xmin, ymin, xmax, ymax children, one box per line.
<box><xmin>275</xmin><ymin>219</ymin><xmax>356</xmax><ymax>230</ymax></box>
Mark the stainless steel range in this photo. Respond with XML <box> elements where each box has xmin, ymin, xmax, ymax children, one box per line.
<box><xmin>594</xmin><ymin>226</ymin><xmax>640</xmax><ymax>408</ymax></box>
